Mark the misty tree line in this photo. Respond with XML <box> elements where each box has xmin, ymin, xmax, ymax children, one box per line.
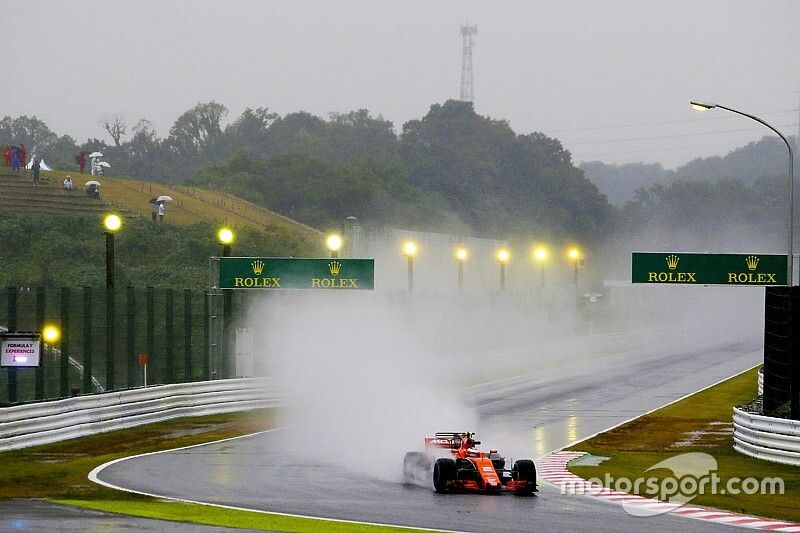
<box><xmin>1</xmin><ymin>101</ymin><xmax>789</xmax><ymax>244</ymax></box>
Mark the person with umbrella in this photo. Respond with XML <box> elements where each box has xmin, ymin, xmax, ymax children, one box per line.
<box><xmin>89</xmin><ymin>151</ymin><xmax>103</xmax><ymax>176</ymax></box>
<box><xmin>86</xmin><ymin>180</ymin><xmax>100</xmax><ymax>199</ymax></box>
<box><xmin>156</xmin><ymin>195</ymin><xmax>172</xmax><ymax>223</ymax></box>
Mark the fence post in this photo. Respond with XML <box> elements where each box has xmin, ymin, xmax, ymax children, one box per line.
<box><xmin>82</xmin><ymin>287</ymin><xmax>93</xmax><ymax>394</ymax></box>
<box><xmin>165</xmin><ymin>289</ymin><xmax>174</xmax><ymax>383</ymax></box>
<box><xmin>126</xmin><ymin>287</ymin><xmax>136</xmax><ymax>388</ymax></box>
<box><xmin>184</xmin><ymin>289</ymin><xmax>193</xmax><ymax>382</ymax></box>
<box><xmin>106</xmin><ymin>288</ymin><xmax>115</xmax><ymax>391</ymax></box>
<box><xmin>146</xmin><ymin>287</ymin><xmax>155</xmax><ymax>383</ymax></box>
<box><xmin>35</xmin><ymin>287</ymin><xmax>45</xmax><ymax>400</ymax></box>
<box><xmin>7</xmin><ymin>287</ymin><xmax>18</xmax><ymax>403</ymax></box>
<box><xmin>60</xmin><ymin>287</ymin><xmax>70</xmax><ymax>398</ymax></box>
<box><xmin>204</xmin><ymin>292</ymin><xmax>211</xmax><ymax>380</ymax></box>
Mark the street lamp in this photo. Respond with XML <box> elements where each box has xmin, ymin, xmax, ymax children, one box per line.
<box><xmin>690</xmin><ymin>100</ymin><xmax>794</xmax><ymax>286</ymax></box>
<box><xmin>533</xmin><ymin>245</ymin><xmax>549</xmax><ymax>287</ymax></box>
<box><xmin>42</xmin><ymin>324</ymin><xmax>61</xmax><ymax>345</ymax></box>
<box><xmin>455</xmin><ymin>246</ymin><xmax>468</xmax><ymax>292</ymax></box>
<box><xmin>496</xmin><ymin>248</ymin><xmax>510</xmax><ymax>292</ymax></box>
<box><xmin>102</xmin><ymin>213</ymin><xmax>122</xmax><ymax>289</ymax></box>
<box><xmin>402</xmin><ymin>240</ymin><xmax>418</xmax><ymax>293</ymax></box>
<box><xmin>692</xmin><ymin>99</ymin><xmax>796</xmax><ymax>419</ymax></box>
<box><xmin>326</xmin><ymin>234</ymin><xmax>343</xmax><ymax>258</ymax></box>
<box><xmin>216</xmin><ymin>227</ymin><xmax>235</xmax><ymax>257</ymax></box>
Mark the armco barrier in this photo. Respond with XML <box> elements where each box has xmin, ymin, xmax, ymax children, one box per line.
<box><xmin>733</xmin><ymin>406</ymin><xmax>800</xmax><ymax>466</ymax></box>
<box><xmin>0</xmin><ymin>378</ymin><xmax>278</xmax><ymax>452</ymax></box>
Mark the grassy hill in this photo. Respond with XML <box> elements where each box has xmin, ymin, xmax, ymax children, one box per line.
<box><xmin>0</xmin><ymin>168</ymin><xmax>321</xmax><ymax>242</ymax></box>
<box><xmin>0</xmin><ymin>169</ymin><xmax>323</xmax><ymax>288</ymax></box>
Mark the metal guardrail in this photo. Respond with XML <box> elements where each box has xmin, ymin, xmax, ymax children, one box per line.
<box><xmin>733</xmin><ymin>406</ymin><xmax>800</xmax><ymax>466</ymax></box>
<box><xmin>0</xmin><ymin>378</ymin><xmax>278</xmax><ymax>452</ymax></box>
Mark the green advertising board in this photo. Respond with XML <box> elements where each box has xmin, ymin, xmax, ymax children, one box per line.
<box><xmin>631</xmin><ymin>252</ymin><xmax>788</xmax><ymax>285</ymax></box>
<box><xmin>218</xmin><ymin>257</ymin><xmax>374</xmax><ymax>290</ymax></box>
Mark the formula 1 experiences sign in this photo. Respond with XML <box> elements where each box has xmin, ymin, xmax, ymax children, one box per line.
<box><xmin>1</xmin><ymin>333</ymin><xmax>42</xmax><ymax>367</ymax></box>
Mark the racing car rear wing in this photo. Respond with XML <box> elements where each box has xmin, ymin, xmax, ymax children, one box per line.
<box><xmin>424</xmin><ymin>432</ymin><xmax>480</xmax><ymax>450</ymax></box>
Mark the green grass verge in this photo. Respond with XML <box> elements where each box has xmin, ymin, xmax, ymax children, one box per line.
<box><xmin>54</xmin><ymin>499</ymin><xmax>426</xmax><ymax>532</ymax></box>
<box><xmin>566</xmin><ymin>367</ymin><xmax>800</xmax><ymax>521</ymax></box>
<box><xmin>0</xmin><ymin>409</ymin><xmax>434</xmax><ymax>531</ymax></box>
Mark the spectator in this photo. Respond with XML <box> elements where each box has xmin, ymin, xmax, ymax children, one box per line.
<box><xmin>19</xmin><ymin>144</ymin><xmax>27</xmax><ymax>168</ymax></box>
<box><xmin>10</xmin><ymin>146</ymin><xmax>20</xmax><ymax>173</ymax></box>
<box><xmin>63</xmin><ymin>175</ymin><xmax>73</xmax><ymax>190</ymax></box>
<box><xmin>87</xmin><ymin>183</ymin><xmax>100</xmax><ymax>199</ymax></box>
<box><xmin>75</xmin><ymin>152</ymin><xmax>87</xmax><ymax>173</ymax></box>
<box><xmin>2</xmin><ymin>146</ymin><xmax>10</xmax><ymax>167</ymax></box>
<box><xmin>149</xmin><ymin>198</ymin><xmax>158</xmax><ymax>221</ymax></box>
<box><xmin>158</xmin><ymin>201</ymin><xmax>165</xmax><ymax>223</ymax></box>
<box><xmin>31</xmin><ymin>158</ymin><xmax>41</xmax><ymax>185</ymax></box>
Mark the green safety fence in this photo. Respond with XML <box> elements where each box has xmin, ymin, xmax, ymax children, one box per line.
<box><xmin>0</xmin><ymin>287</ymin><xmax>219</xmax><ymax>405</ymax></box>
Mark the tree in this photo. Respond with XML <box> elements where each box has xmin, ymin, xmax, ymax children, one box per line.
<box><xmin>169</xmin><ymin>101</ymin><xmax>228</xmax><ymax>154</ymax></box>
<box><xmin>100</xmin><ymin>115</ymin><xmax>127</xmax><ymax>147</ymax></box>
<box><xmin>0</xmin><ymin>115</ymin><xmax>58</xmax><ymax>155</ymax></box>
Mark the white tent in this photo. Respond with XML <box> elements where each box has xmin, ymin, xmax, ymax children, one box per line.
<box><xmin>25</xmin><ymin>159</ymin><xmax>53</xmax><ymax>171</ymax></box>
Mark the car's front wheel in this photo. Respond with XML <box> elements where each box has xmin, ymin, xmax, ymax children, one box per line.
<box><xmin>512</xmin><ymin>459</ymin><xmax>537</xmax><ymax>495</ymax></box>
<box><xmin>433</xmin><ymin>458</ymin><xmax>457</xmax><ymax>493</ymax></box>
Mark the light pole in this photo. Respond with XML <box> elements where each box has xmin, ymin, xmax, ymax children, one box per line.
<box><xmin>567</xmin><ymin>246</ymin><xmax>582</xmax><ymax>291</ymax></box>
<box><xmin>402</xmin><ymin>240</ymin><xmax>418</xmax><ymax>293</ymax></box>
<box><xmin>533</xmin><ymin>246</ymin><xmax>548</xmax><ymax>288</ymax></box>
<box><xmin>455</xmin><ymin>246</ymin><xmax>468</xmax><ymax>292</ymax></box>
<box><xmin>693</xmin><ymin>100</ymin><xmax>797</xmax><ymax>418</ymax></box>
<box><xmin>102</xmin><ymin>213</ymin><xmax>122</xmax><ymax>289</ymax></box>
<box><xmin>216</xmin><ymin>227</ymin><xmax>235</xmax><ymax>378</ymax></box>
<box><xmin>496</xmin><ymin>248</ymin><xmax>510</xmax><ymax>292</ymax></box>
<box><xmin>326</xmin><ymin>234</ymin><xmax>343</xmax><ymax>258</ymax></box>
<box><xmin>691</xmin><ymin>101</ymin><xmax>794</xmax><ymax>286</ymax></box>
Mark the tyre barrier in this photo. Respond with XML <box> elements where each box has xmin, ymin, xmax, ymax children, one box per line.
<box><xmin>0</xmin><ymin>378</ymin><xmax>279</xmax><ymax>452</ymax></box>
<box><xmin>758</xmin><ymin>366</ymin><xmax>764</xmax><ymax>396</ymax></box>
<box><xmin>732</xmin><ymin>406</ymin><xmax>800</xmax><ymax>466</ymax></box>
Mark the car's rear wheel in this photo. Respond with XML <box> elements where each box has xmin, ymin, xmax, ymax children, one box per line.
<box><xmin>433</xmin><ymin>458</ymin><xmax>457</xmax><ymax>493</ymax></box>
<box><xmin>403</xmin><ymin>452</ymin><xmax>431</xmax><ymax>484</ymax></box>
<box><xmin>512</xmin><ymin>459</ymin><xmax>537</xmax><ymax>495</ymax></box>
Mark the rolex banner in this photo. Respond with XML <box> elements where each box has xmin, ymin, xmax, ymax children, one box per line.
<box><xmin>218</xmin><ymin>257</ymin><xmax>374</xmax><ymax>290</ymax></box>
<box><xmin>632</xmin><ymin>252</ymin><xmax>788</xmax><ymax>285</ymax></box>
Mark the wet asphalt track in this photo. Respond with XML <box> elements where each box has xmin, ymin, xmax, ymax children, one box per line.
<box><xmin>97</xmin><ymin>338</ymin><xmax>761</xmax><ymax>532</ymax></box>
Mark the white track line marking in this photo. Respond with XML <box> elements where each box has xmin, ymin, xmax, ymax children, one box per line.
<box><xmin>88</xmin><ymin>428</ymin><xmax>460</xmax><ymax>533</ymax></box>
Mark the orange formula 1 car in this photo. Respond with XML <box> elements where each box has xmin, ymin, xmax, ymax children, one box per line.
<box><xmin>403</xmin><ymin>432</ymin><xmax>537</xmax><ymax>494</ymax></box>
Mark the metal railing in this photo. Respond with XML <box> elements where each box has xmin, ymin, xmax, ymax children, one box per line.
<box><xmin>733</xmin><ymin>406</ymin><xmax>800</xmax><ymax>466</ymax></box>
<box><xmin>0</xmin><ymin>378</ymin><xmax>278</xmax><ymax>452</ymax></box>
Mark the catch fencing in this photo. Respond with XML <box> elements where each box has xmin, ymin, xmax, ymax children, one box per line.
<box><xmin>0</xmin><ymin>286</ymin><xmax>235</xmax><ymax>405</ymax></box>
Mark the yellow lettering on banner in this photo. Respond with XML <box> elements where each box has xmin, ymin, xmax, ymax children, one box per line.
<box><xmin>312</xmin><ymin>279</ymin><xmax>321</xmax><ymax>287</ymax></box>
<box><xmin>234</xmin><ymin>278</ymin><xmax>244</xmax><ymax>287</ymax></box>
<box><xmin>648</xmin><ymin>272</ymin><xmax>658</xmax><ymax>282</ymax></box>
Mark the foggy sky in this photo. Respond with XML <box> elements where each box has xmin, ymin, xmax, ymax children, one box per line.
<box><xmin>4</xmin><ymin>0</ymin><xmax>800</xmax><ymax>169</ymax></box>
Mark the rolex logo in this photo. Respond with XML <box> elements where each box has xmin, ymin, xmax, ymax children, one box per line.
<box><xmin>745</xmin><ymin>255</ymin><xmax>759</xmax><ymax>271</ymax></box>
<box><xmin>251</xmin><ymin>260</ymin><xmax>265</xmax><ymax>276</ymax></box>
<box><xmin>665</xmin><ymin>254</ymin><xmax>680</xmax><ymax>270</ymax></box>
<box><xmin>328</xmin><ymin>260</ymin><xmax>341</xmax><ymax>276</ymax></box>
